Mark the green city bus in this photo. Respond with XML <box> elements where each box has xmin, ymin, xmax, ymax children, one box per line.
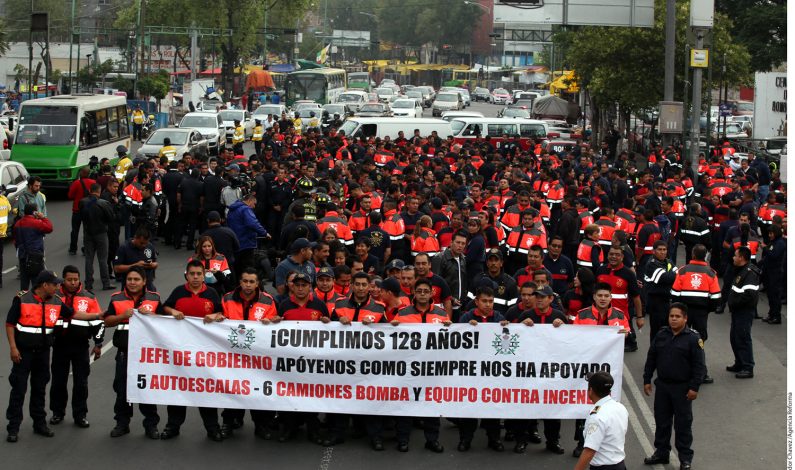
<box><xmin>11</xmin><ymin>94</ymin><xmax>130</xmax><ymax>188</ymax></box>
<box><xmin>284</xmin><ymin>68</ymin><xmax>347</xmax><ymax>107</ymax></box>
<box><xmin>347</xmin><ymin>72</ymin><xmax>372</xmax><ymax>92</ymax></box>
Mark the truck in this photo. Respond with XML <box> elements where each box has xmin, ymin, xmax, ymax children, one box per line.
<box><xmin>752</xmin><ymin>71</ymin><xmax>787</xmax><ymax>141</ymax></box>
<box><xmin>182</xmin><ymin>79</ymin><xmax>217</xmax><ymax>111</ymax></box>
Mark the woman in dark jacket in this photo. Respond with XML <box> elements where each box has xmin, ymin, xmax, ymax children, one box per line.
<box><xmin>465</xmin><ymin>216</ymin><xmax>486</xmax><ymax>288</ymax></box>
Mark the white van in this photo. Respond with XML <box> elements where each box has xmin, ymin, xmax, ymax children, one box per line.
<box><xmin>450</xmin><ymin>117</ymin><xmax>549</xmax><ymax>151</ymax></box>
<box><xmin>338</xmin><ymin>118</ymin><xmax>453</xmax><ymax>140</ymax></box>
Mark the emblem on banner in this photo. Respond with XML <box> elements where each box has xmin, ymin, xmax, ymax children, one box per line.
<box><xmin>492</xmin><ymin>327</ymin><xmax>520</xmax><ymax>355</ymax></box>
<box><xmin>228</xmin><ymin>324</ymin><xmax>256</xmax><ymax>350</ymax></box>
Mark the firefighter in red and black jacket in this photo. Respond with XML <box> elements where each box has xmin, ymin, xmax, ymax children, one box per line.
<box><xmin>670</xmin><ymin>244</ymin><xmax>721</xmax><ymax>384</ymax></box>
<box><xmin>276</xmin><ymin>272</ymin><xmax>330</xmax><ymax>445</ymax></box>
<box><xmin>456</xmin><ymin>286</ymin><xmax>507</xmax><ymax>452</ymax></box>
<box><xmin>571</xmin><ymin>282</ymin><xmax>630</xmax><ymax>456</ymax></box>
<box><xmin>576</xmin><ymin>224</ymin><xmax>603</xmax><ymax>271</ymax></box>
<box><xmin>596</xmin><ymin>246</ymin><xmax>644</xmax><ymax>352</ymax></box>
<box><xmin>218</xmin><ymin>267</ymin><xmax>278</xmax><ymax>439</ymax></box>
<box><xmin>160</xmin><ymin>260</ymin><xmax>225</xmax><ymax>441</ymax></box>
<box><xmin>390</xmin><ymin>277</ymin><xmax>450</xmax><ymax>453</ymax></box>
<box><xmin>635</xmin><ymin>210</ymin><xmax>661</xmax><ymax>269</ymax></box>
<box><xmin>49</xmin><ymin>266</ymin><xmax>103</xmax><ymax>428</ymax></box>
<box><xmin>5</xmin><ymin>270</ymin><xmax>98</xmax><ymax>443</ymax></box>
<box><xmin>517</xmin><ymin>285</ymin><xmax>567</xmax><ymax>454</ymax></box>
<box><xmin>327</xmin><ymin>272</ymin><xmax>386</xmax><ymax>447</ymax></box>
<box><xmin>102</xmin><ymin>266</ymin><xmax>163</xmax><ymax>439</ymax></box>
<box><xmin>641</xmin><ymin>241</ymin><xmax>677</xmax><ymax>340</ymax></box>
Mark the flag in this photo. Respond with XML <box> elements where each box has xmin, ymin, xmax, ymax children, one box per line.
<box><xmin>316</xmin><ymin>44</ymin><xmax>330</xmax><ymax>64</ymax></box>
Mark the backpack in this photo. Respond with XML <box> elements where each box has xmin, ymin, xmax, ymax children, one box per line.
<box><xmin>654</xmin><ymin>215</ymin><xmax>671</xmax><ymax>242</ymax></box>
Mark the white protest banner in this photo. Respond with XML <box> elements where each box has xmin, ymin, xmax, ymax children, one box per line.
<box><xmin>127</xmin><ymin>314</ymin><xmax>624</xmax><ymax>419</ymax></box>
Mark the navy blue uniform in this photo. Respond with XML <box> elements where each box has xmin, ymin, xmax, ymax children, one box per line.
<box><xmin>643</xmin><ymin>326</ymin><xmax>706</xmax><ymax>464</ymax></box>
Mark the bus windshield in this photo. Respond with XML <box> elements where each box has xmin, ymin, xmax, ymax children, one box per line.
<box><xmin>348</xmin><ymin>73</ymin><xmax>369</xmax><ymax>85</ymax></box>
<box><xmin>17</xmin><ymin>105</ymin><xmax>78</xmax><ymax>145</ymax></box>
<box><xmin>287</xmin><ymin>74</ymin><xmax>327</xmax><ymax>102</ymax></box>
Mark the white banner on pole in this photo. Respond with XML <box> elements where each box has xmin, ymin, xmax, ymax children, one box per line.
<box><xmin>127</xmin><ymin>314</ymin><xmax>624</xmax><ymax>419</ymax></box>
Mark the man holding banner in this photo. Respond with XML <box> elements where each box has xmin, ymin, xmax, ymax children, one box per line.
<box><xmin>276</xmin><ymin>272</ymin><xmax>329</xmax><ymax>445</ymax></box>
<box><xmin>218</xmin><ymin>268</ymin><xmax>279</xmax><ymax>440</ymax></box>
<box><xmin>391</xmin><ymin>277</ymin><xmax>451</xmax><ymax>453</ymax></box>
<box><xmin>160</xmin><ymin>260</ymin><xmax>225</xmax><ymax>442</ymax></box>
<box><xmin>102</xmin><ymin>266</ymin><xmax>163</xmax><ymax>440</ymax></box>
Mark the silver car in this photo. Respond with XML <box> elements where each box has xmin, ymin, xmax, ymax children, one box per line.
<box><xmin>0</xmin><ymin>161</ymin><xmax>29</xmax><ymax>209</ymax></box>
<box><xmin>138</xmin><ymin>128</ymin><xmax>209</xmax><ymax>160</ymax></box>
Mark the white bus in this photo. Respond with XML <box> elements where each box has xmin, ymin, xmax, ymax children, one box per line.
<box><xmin>338</xmin><ymin>118</ymin><xmax>453</xmax><ymax>140</ymax></box>
<box><xmin>11</xmin><ymin>93</ymin><xmax>131</xmax><ymax>188</ymax></box>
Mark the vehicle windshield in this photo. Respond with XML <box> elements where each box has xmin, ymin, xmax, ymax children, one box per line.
<box><xmin>475</xmin><ymin>88</ymin><xmax>488</xmax><ymax>93</ymax></box>
<box><xmin>359</xmin><ymin>104</ymin><xmax>384</xmax><ymax>113</ymax></box>
<box><xmin>339</xmin><ymin>120</ymin><xmax>358</xmax><ymax>136</ymax></box>
<box><xmin>375</xmin><ymin>88</ymin><xmax>394</xmax><ymax>96</ymax></box>
<box><xmin>253</xmin><ymin>105</ymin><xmax>281</xmax><ymax>116</ymax></box>
<box><xmin>338</xmin><ymin>94</ymin><xmax>362</xmax><ymax>103</ymax></box>
<box><xmin>494</xmin><ymin>89</ymin><xmax>508</xmax><ymax>95</ymax></box>
<box><xmin>503</xmin><ymin>109</ymin><xmax>530</xmax><ymax>118</ymax></box>
<box><xmin>736</xmin><ymin>102</ymin><xmax>754</xmax><ymax>112</ymax></box>
<box><xmin>218</xmin><ymin>110</ymin><xmax>243</xmax><ymax>121</ymax></box>
<box><xmin>392</xmin><ymin>101</ymin><xmax>414</xmax><ymax>109</ymax></box>
<box><xmin>436</xmin><ymin>94</ymin><xmax>457</xmax><ymax>102</ymax></box>
<box><xmin>766</xmin><ymin>139</ymin><xmax>786</xmax><ymax>150</ymax></box>
<box><xmin>407</xmin><ymin>91</ymin><xmax>423</xmax><ymax>99</ymax></box>
<box><xmin>146</xmin><ymin>130</ymin><xmax>189</xmax><ymax>146</ymax></box>
<box><xmin>450</xmin><ymin>120</ymin><xmax>466</xmax><ymax>134</ymax></box>
<box><xmin>17</xmin><ymin>105</ymin><xmax>78</xmax><ymax>145</ymax></box>
<box><xmin>200</xmin><ymin>100</ymin><xmax>222</xmax><ymax>110</ymax></box>
<box><xmin>348</xmin><ymin>73</ymin><xmax>369</xmax><ymax>84</ymax></box>
<box><xmin>324</xmin><ymin>105</ymin><xmax>345</xmax><ymax>115</ymax></box>
<box><xmin>180</xmin><ymin>116</ymin><xmax>218</xmax><ymax>128</ymax></box>
<box><xmin>286</xmin><ymin>74</ymin><xmax>328</xmax><ymax>102</ymax></box>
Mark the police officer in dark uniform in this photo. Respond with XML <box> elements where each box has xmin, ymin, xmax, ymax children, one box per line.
<box><xmin>642</xmin><ymin>303</ymin><xmax>706</xmax><ymax>470</ymax></box>
<box><xmin>727</xmin><ymin>246</ymin><xmax>761</xmax><ymax>379</ymax></box>
<box><xmin>5</xmin><ymin>271</ymin><xmax>97</xmax><ymax>442</ymax></box>
<box><xmin>641</xmin><ymin>241</ymin><xmax>676</xmax><ymax>340</ymax></box>
<box><xmin>466</xmin><ymin>249</ymin><xmax>518</xmax><ymax>315</ymax></box>
<box><xmin>678</xmin><ymin>203</ymin><xmax>710</xmax><ymax>264</ymax></box>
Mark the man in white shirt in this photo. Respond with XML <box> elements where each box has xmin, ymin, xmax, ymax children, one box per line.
<box><xmin>574</xmin><ymin>371</ymin><xmax>628</xmax><ymax>470</ymax></box>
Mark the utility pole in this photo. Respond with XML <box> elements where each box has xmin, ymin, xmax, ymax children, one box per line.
<box><xmin>661</xmin><ymin>0</ymin><xmax>676</xmax><ymax>147</ymax></box>
<box><xmin>689</xmin><ymin>30</ymin><xmax>705</xmax><ymax>167</ymax></box>
<box><xmin>135</xmin><ymin>0</ymin><xmax>145</xmax><ymax>98</ymax></box>
<box><xmin>190</xmin><ymin>24</ymin><xmax>197</xmax><ymax>82</ymax></box>
<box><xmin>68</xmin><ymin>0</ymin><xmax>75</xmax><ymax>93</ymax></box>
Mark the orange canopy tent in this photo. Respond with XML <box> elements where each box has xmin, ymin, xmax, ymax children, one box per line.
<box><xmin>245</xmin><ymin>69</ymin><xmax>275</xmax><ymax>91</ymax></box>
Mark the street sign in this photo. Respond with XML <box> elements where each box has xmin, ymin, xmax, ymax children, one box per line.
<box><xmin>690</xmin><ymin>49</ymin><xmax>709</xmax><ymax>68</ymax></box>
<box><xmin>658</xmin><ymin>101</ymin><xmax>683</xmax><ymax>134</ymax></box>
<box><xmin>719</xmin><ymin>103</ymin><xmax>732</xmax><ymax>117</ymax></box>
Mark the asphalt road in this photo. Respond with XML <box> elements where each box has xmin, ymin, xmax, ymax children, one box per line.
<box><xmin>0</xmin><ymin>104</ymin><xmax>787</xmax><ymax>469</ymax></box>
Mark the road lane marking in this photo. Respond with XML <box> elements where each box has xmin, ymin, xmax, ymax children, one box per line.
<box><xmin>90</xmin><ymin>342</ymin><xmax>115</xmax><ymax>365</ymax></box>
<box><xmin>3</xmin><ymin>266</ymin><xmax>16</xmax><ymax>274</ymax></box>
<box><xmin>623</xmin><ymin>363</ymin><xmax>680</xmax><ymax>468</ymax></box>
<box><xmin>318</xmin><ymin>446</ymin><xmax>334</xmax><ymax>470</ymax></box>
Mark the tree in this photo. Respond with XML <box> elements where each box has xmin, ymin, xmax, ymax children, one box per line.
<box><xmin>138</xmin><ymin>70</ymin><xmax>170</xmax><ymax>101</ymax></box>
<box><xmin>716</xmin><ymin>0</ymin><xmax>786</xmax><ymax>72</ymax></box>
<box><xmin>553</xmin><ymin>0</ymin><xmax>751</xmax><ymax>144</ymax></box>
<box><xmin>4</xmin><ymin>0</ymin><xmax>69</xmax><ymax>42</ymax></box>
<box><xmin>114</xmin><ymin>0</ymin><xmax>314</xmax><ymax>98</ymax></box>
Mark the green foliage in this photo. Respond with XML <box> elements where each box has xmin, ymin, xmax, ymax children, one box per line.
<box><xmin>716</xmin><ymin>0</ymin><xmax>786</xmax><ymax>72</ymax></box>
<box><xmin>376</xmin><ymin>0</ymin><xmax>483</xmax><ymax>49</ymax></box>
<box><xmin>3</xmin><ymin>0</ymin><xmax>69</xmax><ymax>42</ymax></box>
<box><xmin>112</xmin><ymin>74</ymin><xmax>135</xmax><ymax>96</ymax></box>
<box><xmin>138</xmin><ymin>70</ymin><xmax>170</xmax><ymax>99</ymax></box>
<box><xmin>554</xmin><ymin>0</ymin><xmax>751</xmax><ymax>113</ymax></box>
<box><xmin>76</xmin><ymin>59</ymin><xmax>115</xmax><ymax>89</ymax></box>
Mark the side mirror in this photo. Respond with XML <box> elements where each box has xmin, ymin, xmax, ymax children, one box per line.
<box><xmin>6</xmin><ymin>185</ymin><xmax>17</xmax><ymax>195</ymax></box>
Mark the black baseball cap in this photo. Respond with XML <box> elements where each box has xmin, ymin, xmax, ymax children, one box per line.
<box><xmin>292</xmin><ymin>273</ymin><xmax>312</xmax><ymax>284</ymax></box>
<box><xmin>290</xmin><ymin>238</ymin><xmax>311</xmax><ymax>253</ymax></box>
<box><xmin>376</xmin><ymin>277</ymin><xmax>401</xmax><ymax>295</ymax></box>
<box><xmin>207</xmin><ymin>211</ymin><xmax>221</xmax><ymax>222</ymax></box>
<box><xmin>486</xmin><ymin>248</ymin><xmax>503</xmax><ymax>260</ymax></box>
<box><xmin>587</xmin><ymin>371</ymin><xmax>615</xmax><ymax>395</ymax></box>
<box><xmin>35</xmin><ymin>270</ymin><xmax>64</xmax><ymax>286</ymax></box>
<box><xmin>317</xmin><ymin>267</ymin><xmax>334</xmax><ymax>278</ymax></box>
<box><xmin>533</xmin><ymin>285</ymin><xmax>555</xmax><ymax>297</ymax></box>
<box><xmin>386</xmin><ymin>259</ymin><xmax>405</xmax><ymax>271</ymax></box>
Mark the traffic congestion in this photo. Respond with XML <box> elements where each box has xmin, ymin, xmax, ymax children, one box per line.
<box><xmin>0</xmin><ymin>35</ymin><xmax>788</xmax><ymax>470</ymax></box>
